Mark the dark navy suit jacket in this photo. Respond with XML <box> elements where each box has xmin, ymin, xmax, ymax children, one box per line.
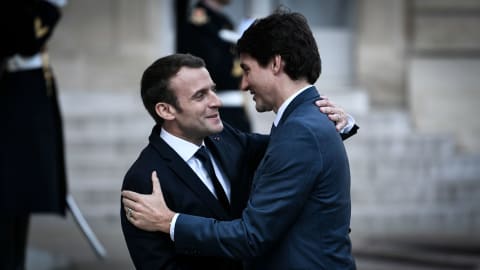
<box><xmin>174</xmin><ymin>87</ymin><xmax>356</xmax><ymax>269</ymax></box>
<box><xmin>121</xmin><ymin>123</ymin><xmax>269</xmax><ymax>269</ymax></box>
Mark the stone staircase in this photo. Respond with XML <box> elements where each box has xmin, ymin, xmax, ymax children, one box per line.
<box><xmin>60</xmin><ymin>91</ymin><xmax>153</xmax><ymax>219</ymax></box>
<box><xmin>346</xmin><ymin>111</ymin><xmax>480</xmax><ymax>238</ymax></box>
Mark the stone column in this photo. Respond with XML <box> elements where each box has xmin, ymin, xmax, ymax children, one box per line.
<box><xmin>356</xmin><ymin>0</ymin><xmax>408</xmax><ymax>108</ymax></box>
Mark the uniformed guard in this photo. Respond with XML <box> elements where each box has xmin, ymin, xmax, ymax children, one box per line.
<box><xmin>0</xmin><ymin>1</ymin><xmax>68</xmax><ymax>269</ymax></box>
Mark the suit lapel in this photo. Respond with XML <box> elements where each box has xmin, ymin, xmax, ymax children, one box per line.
<box><xmin>148</xmin><ymin>126</ymin><xmax>230</xmax><ymax>219</ymax></box>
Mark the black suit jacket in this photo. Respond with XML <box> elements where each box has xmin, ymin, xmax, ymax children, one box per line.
<box><xmin>121</xmin><ymin>123</ymin><xmax>269</xmax><ymax>270</ymax></box>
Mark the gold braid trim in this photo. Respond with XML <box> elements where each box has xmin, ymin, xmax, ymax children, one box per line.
<box><xmin>41</xmin><ymin>51</ymin><xmax>53</xmax><ymax>97</ymax></box>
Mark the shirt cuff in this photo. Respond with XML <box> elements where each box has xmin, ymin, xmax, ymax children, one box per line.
<box><xmin>169</xmin><ymin>213</ymin><xmax>180</xmax><ymax>241</ymax></box>
<box><xmin>340</xmin><ymin>114</ymin><xmax>356</xmax><ymax>134</ymax></box>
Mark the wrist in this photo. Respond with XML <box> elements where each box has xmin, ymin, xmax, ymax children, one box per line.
<box><xmin>168</xmin><ymin>213</ymin><xmax>180</xmax><ymax>241</ymax></box>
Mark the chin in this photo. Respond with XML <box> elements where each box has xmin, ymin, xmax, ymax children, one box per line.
<box><xmin>255</xmin><ymin>105</ymin><xmax>269</xmax><ymax>113</ymax></box>
<box><xmin>211</xmin><ymin>123</ymin><xmax>224</xmax><ymax>133</ymax></box>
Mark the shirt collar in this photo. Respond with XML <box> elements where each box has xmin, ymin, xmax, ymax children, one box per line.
<box><xmin>273</xmin><ymin>85</ymin><xmax>313</xmax><ymax>127</ymax></box>
<box><xmin>160</xmin><ymin>128</ymin><xmax>203</xmax><ymax>162</ymax></box>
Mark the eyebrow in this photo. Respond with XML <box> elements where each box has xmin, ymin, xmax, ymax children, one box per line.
<box><xmin>191</xmin><ymin>84</ymin><xmax>216</xmax><ymax>98</ymax></box>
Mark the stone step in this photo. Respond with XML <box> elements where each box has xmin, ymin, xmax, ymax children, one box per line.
<box><xmin>433</xmin><ymin>154</ymin><xmax>480</xmax><ymax>181</ymax></box>
<box><xmin>356</xmin><ymin>259</ymin><xmax>463</xmax><ymax>270</ymax></box>
<box><xmin>350</xmin><ymin>109</ymin><xmax>413</xmax><ymax>135</ymax></box>
<box><xmin>59</xmin><ymin>91</ymin><xmax>143</xmax><ymax>116</ymax></box>
<box><xmin>352</xmin><ymin>202</ymin><xmax>480</xmax><ymax>237</ymax></box>
<box><xmin>354</xmin><ymin>239</ymin><xmax>480</xmax><ymax>270</ymax></box>
<box><xmin>351</xmin><ymin>152</ymin><xmax>480</xmax><ymax>203</ymax></box>
<box><xmin>65</xmin><ymin>144</ymin><xmax>142</xmax><ymax>170</ymax></box>
<box><xmin>346</xmin><ymin>133</ymin><xmax>456</xmax><ymax>160</ymax></box>
<box><xmin>435</xmin><ymin>177</ymin><xmax>480</xmax><ymax>204</ymax></box>
<box><xmin>63</xmin><ymin>115</ymin><xmax>152</xmax><ymax>142</ymax></box>
<box><xmin>68</xmin><ymin>189</ymin><xmax>121</xmax><ymax>219</ymax></box>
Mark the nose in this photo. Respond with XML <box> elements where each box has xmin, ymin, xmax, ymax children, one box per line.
<box><xmin>210</xmin><ymin>91</ymin><xmax>222</xmax><ymax>108</ymax></box>
<box><xmin>240</xmin><ymin>75</ymin><xmax>249</xmax><ymax>92</ymax></box>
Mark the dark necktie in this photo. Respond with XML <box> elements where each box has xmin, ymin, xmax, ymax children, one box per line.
<box><xmin>195</xmin><ymin>146</ymin><xmax>230</xmax><ymax>212</ymax></box>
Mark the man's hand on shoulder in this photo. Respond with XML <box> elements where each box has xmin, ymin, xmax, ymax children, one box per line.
<box><xmin>122</xmin><ymin>171</ymin><xmax>175</xmax><ymax>233</ymax></box>
<box><xmin>315</xmin><ymin>95</ymin><xmax>355</xmax><ymax>132</ymax></box>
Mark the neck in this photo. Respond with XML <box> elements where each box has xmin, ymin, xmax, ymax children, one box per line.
<box><xmin>162</xmin><ymin>122</ymin><xmax>203</xmax><ymax>146</ymax></box>
<box><xmin>273</xmin><ymin>78</ymin><xmax>311</xmax><ymax>113</ymax></box>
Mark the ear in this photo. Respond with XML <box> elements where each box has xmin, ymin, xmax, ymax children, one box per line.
<box><xmin>271</xmin><ymin>55</ymin><xmax>283</xmax><ymax>74</ymax></box>
<box><xmin>155</xmin><ymin>102</ymin><xmax>176</xmax><ymax>121</ymax></box>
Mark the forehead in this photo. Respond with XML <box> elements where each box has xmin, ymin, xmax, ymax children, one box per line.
<box><xmin>170</xmin><ymin>66</ymin><xmax>213</xmax><ymax>94</ymax></box>
<box><xmin>239</xmin><ymin>53</ymin><xmax>259</xmax><ymax>68</ymax></box>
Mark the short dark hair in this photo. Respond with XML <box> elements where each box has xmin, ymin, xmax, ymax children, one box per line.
<box><xmin>237</xmin><ymin>10</ymin><xmax>321</xmax><ymax>84</ymax></box>
<box><xmin>141</xmin><ymin>53</ymin><xmax>206</xmax><ymax>124</ymax></box>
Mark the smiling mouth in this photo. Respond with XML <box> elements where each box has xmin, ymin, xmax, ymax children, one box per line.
<box><xmin>206</xmin><ymin>113</ymin><xmax>219</xmax><ymax>119</ymax></box>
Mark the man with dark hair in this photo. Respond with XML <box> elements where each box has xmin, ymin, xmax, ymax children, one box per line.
<box><xmin>121</xmin><ymin>53</ymin><xmax>268</xmax><ymax>269</ymax></box>
<box><xmin>123</xmin><ymin>10</ymin><xmax>356</xmax><ymax>270</ymax></box>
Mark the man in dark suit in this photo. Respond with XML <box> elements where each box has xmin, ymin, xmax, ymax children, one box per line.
<box><xmin>123</xmin><ymin>10</ymin><xmax>356</xmax><ymax>270</ymax></box>
<box><xmin>121</xmin><ymin>53</ymin><xmax>357</xmax><ymax>269</ymax></box>
<box><xmin>0</xmin><ymin>1</ymin><xmax>67</xmax><ymax>269</ymax></box>
<box><xmin>121</xmin><ymin>54</ymin><xmax>268</xmax><ymax>269</ymax></box>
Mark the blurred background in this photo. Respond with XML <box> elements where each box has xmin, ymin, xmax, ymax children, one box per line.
<box><xmin>27</xmin><ymin>0</ymin><xmax>480</xmax><ymax>269</ymax></box>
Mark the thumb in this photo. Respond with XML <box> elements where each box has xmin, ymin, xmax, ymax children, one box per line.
<box><xmin>151</xmin><ymin>170</ymin><xmax>161</xmax><ymax>195</ymax></box>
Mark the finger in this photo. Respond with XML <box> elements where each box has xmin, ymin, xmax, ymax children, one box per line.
<box><xmin>316</xmin><ymin>98</ymin><xmax>332</xmax><ymax>107</ymax></box>
<box><xmin>319</xmin><ymin>95</ymin><xmax>329</xmax><ymax>101</ymax></box>
<box><xmin>316</xmin><ymin>100</ymin><xmax>333</xmax><ymax>113</ymax></box>
<box><xmin>336</xmin><ymin>119</ymin><xmax>347</xmax><ymax>131</ymax></box>
<box><xmin>322</xmin><ymin>106</ymin><xmax>339</xmax><ymax>115</ymax></box>
<box><xmin>328</xmin><ymin>112</ymin><xmax>342</xmax><ymax>122</ymax></box>
<box><xmin>151</xmin><ymin>171</ymin><xmax>162</xmax><ymax>195</ymax></box>
<box><xmin>327</xmin><ymin>107</ymin><xmax>338</xmax><ymax>115</ymax></box>
<box><xmin>315</xmin><ymin>99</ymin><xmax>328</xmax><ymax>106</ymax></box>
<box><xmin>123</xmin><ymin>197</ymin><xmax>138</xmax><ymax>210</ymax></box>
<box><xmin>122</xmin><ymin>190</ymin><xmax>141</xmax><ymax>202</ymax></box>
<box><xmin>127</xmin><ymin>210</ymin><xmax>137</xmax><ymax>223</ymax></box>
<box><xmin>337</xmin><ymin>113</ymin><xmax>344</xmax><ymax>121</ymax></box>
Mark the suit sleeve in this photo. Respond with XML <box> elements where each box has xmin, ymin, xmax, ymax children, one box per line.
<box><xmin>121</xmin><ymin>171</ymin><xmax>184</xmax><ymax>270</ymax></box>
<box><xmin>173</xmin><ymin>122</ymin><xmax>322</xmax><ymax>259</ymax></box>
